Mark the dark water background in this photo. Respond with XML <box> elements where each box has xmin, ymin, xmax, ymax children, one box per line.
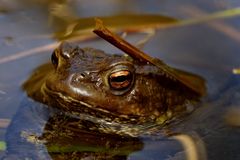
<box><xmin>0</xmin><ymin>0</ymin><xmax>240</xmax><ymax>159</ymax></box>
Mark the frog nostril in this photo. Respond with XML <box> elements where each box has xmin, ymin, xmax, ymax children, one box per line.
<box><xmin>80</xmin><ymin>73</ymin><xmax>86</xmax><ymax>78</ymax></box>
<box><xmin>72</xmin><ymin>73</ymin><xmax>86</xmax><ymax>82</ymax></box>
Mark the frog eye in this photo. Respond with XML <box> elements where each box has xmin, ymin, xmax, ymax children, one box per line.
<box><xmin>108</xmin><ymin>70</ymin><xmax>133</xmax><ymax>91</ymax></box>
<box><xmin>51</xmin><ymin>51</ymin><xmax>59</xmax><ymax>67</ymax></box>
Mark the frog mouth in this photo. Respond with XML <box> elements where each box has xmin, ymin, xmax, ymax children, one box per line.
<box><xmin>42</xmin><ymin>83</ymin><xmax>130</xmax><ymax>120</ymax></box>
<box><xmin>42</xmin><ymin>83</ymin><xmax>164</xmax><ymax>137</ymax></box>
<box><xmin>42</xmin><ymin>83</ymin><xmax>96</xmax><ymax>109</ymax></box>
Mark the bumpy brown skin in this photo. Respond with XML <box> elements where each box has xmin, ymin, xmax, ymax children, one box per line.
<box><xmin>23</xmin><ymin>42</ymin><xmax>199</xmax><ymax>126</ymax></box>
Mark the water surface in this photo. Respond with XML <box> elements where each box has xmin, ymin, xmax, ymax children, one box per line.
<box><xmin>1</xmin><ymin>0</ymin><xmax>240</xmax><ymax>159</ymax></box>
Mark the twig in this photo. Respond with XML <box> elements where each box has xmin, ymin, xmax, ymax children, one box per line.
<box><xmin>93</xmin><ymin>19</ymin><xmax>165</xmax><ymax>64</ymax></box>
<box><xmin>93</xmin><ymin>18</ymin><xmax>206</xmax><ymax>96</ymax></box>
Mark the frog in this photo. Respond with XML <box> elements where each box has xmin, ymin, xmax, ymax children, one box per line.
<box><xmin>3</xmin><ymin>42</ymin><xmax>204</xmax><ymax>159</ymax></box>
<box><xmin>24</xmin><ymin>41</ymin><xmax>203</xmax><ymax>134</ymax></box>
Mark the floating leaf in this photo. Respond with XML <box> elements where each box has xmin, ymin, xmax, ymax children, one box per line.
<box><xmin>54</xmin><ymin>14</ymin><xmax>178</xmax><ymax>40</ymax></box>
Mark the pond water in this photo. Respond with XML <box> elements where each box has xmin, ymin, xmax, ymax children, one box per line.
<box><xmin>1</xmin><ymin>0</ymin><xmax>240</xmax><ymax>159</ymax></box>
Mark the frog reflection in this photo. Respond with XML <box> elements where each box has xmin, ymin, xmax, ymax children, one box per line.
<box><xmin>41</xmin><ymin>114</ymin><xmax>144</xmax><ymax>160</ymax></box>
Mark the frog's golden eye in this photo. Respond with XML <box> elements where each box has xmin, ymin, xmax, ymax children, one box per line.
<box><xmin>51</xmin><ymin>51</ymin><xmax>59</xmax><ymax>67</ymax></box>
<box><xmin>108</xmin><ymin>70</ymin><xmax>133</xmax><ymax>90</ymax></box>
